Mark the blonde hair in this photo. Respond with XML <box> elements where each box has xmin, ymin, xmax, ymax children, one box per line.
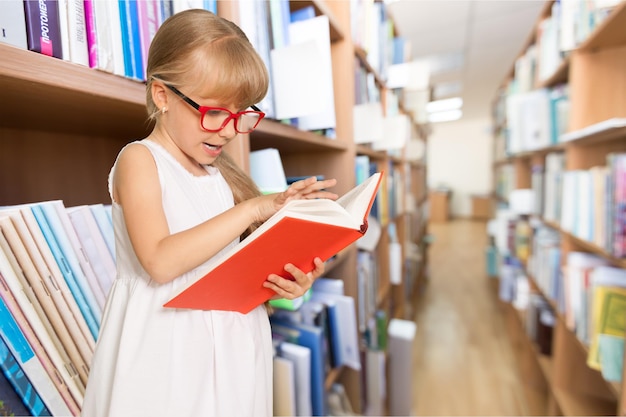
<box><xmin>146</xmin><ymin>9</ymin><xmax>268</xmax><ymax>238</ymax></box>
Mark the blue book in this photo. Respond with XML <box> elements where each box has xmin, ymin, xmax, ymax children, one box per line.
<box><xmin>0</xmin><ymin>363</ymin><xmax>31</xmax><ymax>416</ymax></box>
<box><xmin>128</xmin><ymin>0</ymin><xmax>145</xmax><ymax>80</ymax></box>
<box><xmin>37</xmin><ymin>202</ymin><xmax>103</xmax><ymax>321</ymax></box>
<box><xmin>0</xmin><ymin>299</ymin><xmax>51</xmax><ymax>417</ymax></box>
<box><xmin>118</xmin><ymin>0</ymin><xmax>134</xmax><ymax>78</ymax></box>
<box><xmin>31</xmin><ymin>204</ymin><xmax>100</xmax><ymax>339</ymax></box>
<box><xmin>290</xmin><ymin>5</ymin><xmax>315</xmax><ymax>22</ymax></box>
<box><xmin>270</xmin><ymin>318</ymin><xmax>326</xmax><ymax>416</ymax></box>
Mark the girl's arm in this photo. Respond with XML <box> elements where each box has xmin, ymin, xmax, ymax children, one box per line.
<box><xmin>113</xmin><ymin>143</ymin><xmax>337</xmax><ymax>283</ymax></box>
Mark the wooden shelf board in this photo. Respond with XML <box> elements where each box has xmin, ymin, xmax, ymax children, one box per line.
<box><xmin>354</xmin><ymin>46</ymin><xmax>385</xmax><ymax>88</ymax></box>
<box><xmin>578</xmin><ymin>2</ymin><xmax>626</xmax><ymax>52</ymax></box>
<box><xmin>553</xmin><ymin>387</ymin><xmax>617</xmax><ymax>416</ymax></box>
<box><xmin>250</xmin><ymin>120</ymin><xmax>348</xmax><ymax>154</ymax></box>
<box><xmin>0</xmin><ymin>43</ymin><xmax>149</xmax><ymax>138</ymax></box>
<box><xmin>355</xmin><ymin>144</ymin><xmax>388</xmax><ymax>160</ymax></box>
<box><xmin>543</xmin><ymin>219</ymin><xmax>626</xmax><ymax>269</ymax></box>
<box><xmin>561</xmin><ymin>120</ymin><xmax>626</xmax><ymax>147</ymax></box>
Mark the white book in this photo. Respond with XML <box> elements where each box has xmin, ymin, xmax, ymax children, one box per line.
<box><xmin>93</xmin><ymin>0</ymin><xmax>114</xmax><ymax>73</ymax></box>
<box><xmin>273</xmin><ymin>356</ymin><xmax>297</xmax><ymax>417</ymax></box>
<box><xmin>67</xmin><ymin>205</ymin><xmax>116</xmax><ymax>297</ymax></box>
<box><xmin>249</xmin><ymin>148</ymin><xmax>288</xmax><ymax>194</ymax></box>
<box><xmin>0</xmin><ymin>0</ymin><xmax>28</xmax><ymax>49</ymax></box>
<box><xmin>279</xmin><ymin>342</ymin><xmax>312</xmax><ymax>417</ymax></box>
<box><xmin>58</xmin><ymin>0</ymin><xmax>89</xmax><ymax>66</ymax></box>
<box><xmin>57</xmin><ymin>0</ymin><xmax>71</xmax><ymax>61</ymax></box>
<box><xmin>106</xmin><ymin>0</ymin><xmax>126</xmax><ymax>76</ymax></box>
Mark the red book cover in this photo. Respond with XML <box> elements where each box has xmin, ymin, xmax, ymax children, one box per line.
<box><xmin>164</xmin><ymin>172</ymin><xmax>383</xmax><ymax>314</ymax></box>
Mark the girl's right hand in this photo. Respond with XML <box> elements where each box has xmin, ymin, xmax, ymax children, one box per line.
<box><xmin>253</xmin><ymin>176</ymin><xmax>338</xmax><ymax>223</ymax></box>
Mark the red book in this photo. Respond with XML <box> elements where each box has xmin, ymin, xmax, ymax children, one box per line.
<box><xmin>164</xmin><ymin>172</ymin><xmax>383</xmax><ymax>314</ymax></box>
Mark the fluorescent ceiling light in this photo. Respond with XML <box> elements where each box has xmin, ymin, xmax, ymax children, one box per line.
<box><xmin>426</xmin><ymin>97</ymin><xmax>463</xmax><ymax>113</ymax></box>
<box><xmin>428</xmin><ymin>109</ymin><xmax>462</xmax><ymax>123</ymax></box>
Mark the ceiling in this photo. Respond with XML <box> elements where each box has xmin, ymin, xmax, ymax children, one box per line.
<box><xmin>385</xmin><ymin>0</ymin><xmax>546</xmax><ymax>121</ymax></box>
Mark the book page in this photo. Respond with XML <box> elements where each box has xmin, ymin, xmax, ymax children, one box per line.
<box><xmin>336</xmin><ymin>172</ymin><xmax>382</xmax><ymax>221</ymax></box>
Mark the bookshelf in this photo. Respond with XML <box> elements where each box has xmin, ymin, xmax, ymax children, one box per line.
<box><xmin>491</xmin><ymin>1</ymin><xmax>626</xmax><ymax>415</ymax></box>
<box><xmin>0</xmin><ymin>0</ymin><xmax>429</xmax><ymax>415</ymax></box>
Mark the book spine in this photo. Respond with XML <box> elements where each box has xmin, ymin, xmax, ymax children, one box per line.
<box><xmin>66</xmin><ymin>0</ymin><xmax>89</xmax><ymax>66</ymax></box>
<box><xmin>136</xmin><ymin>0</ymin><xmax>160</xmax><ymax>81</ymax></box>
<box><xmin>56</xmin><ymin>0</ymin><xmax>70</xmax><ymax>61</ymax></box>
<box><xmin>128</xmin><ymin>0</ymin><xmax>145</xmax><ymax>80</ymax></box>
<box><xmin>23</xmin><ymin>0</ymin><xmax>63</xmax><ymax>58</ymax></box>
<box><xmin>93</xmin><ymin>0</ymin><xmax>114</xmax><ymax>73</ymax></box>
<box><xmin>82</xmin><ymin>0</ymin><xmax>98</xmax><ymax>68</ymax></box>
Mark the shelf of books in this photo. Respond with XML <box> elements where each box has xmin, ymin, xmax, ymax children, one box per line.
<box><xmin>0</xmin><ymin>0</ymin><xmax>429</xmax><ymax>416</ymax></box>
<box><xmin>488</xmin><ymin>0</ymin><xmax>626</xmax><ymax>415</ymax></box>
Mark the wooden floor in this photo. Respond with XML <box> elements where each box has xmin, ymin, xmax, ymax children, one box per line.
<box><xmin>410</xmin><ymin>219</ymin><xmax>529</xmax><ymax>416</ymax></box>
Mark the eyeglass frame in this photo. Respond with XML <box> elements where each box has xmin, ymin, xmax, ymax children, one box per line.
<box><xmin>163</xmin><ymin>83</ymin><xmax>265</xmax><ymax>133</ymax></box>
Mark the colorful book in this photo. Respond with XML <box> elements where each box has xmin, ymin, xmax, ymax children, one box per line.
<box><xmin>164</xmin><ymin>172</ymin><xmax>383</xmax><ymax>314</ymax></box>
<box><xmin>270</xmin><ymin>319</ymin><xmax>326</xmax><ymax>416</ymax></box>
<box><xmin>30</xmin><ymin>204</ymin><xmax>100</xmax><ymax>339</ymax></box>
<box><xmin>0</xmin><ymin>234</ymin><xmax>84</xmax><ymax>412</ymax></box>
<box><xmin>136</xmin><ymin>0</ymin><xmax>161</xmax><ymax>81</ymax></box>
<box><xmin>0</xmin><ymin>273</ymin><xmax>80</xmax><ymax>415</ymax></box>
<box><xmin>0</xmin><ymin>215</ymin><xmax>91</xmax><ymax>387</ymax></box>
<box><xmin>12</xmin><ymin>207</ymin><xmax>96</xmax><ymax>351</ymax></box>
<box><xmin>23</xmin><ymin>0</ymin><xmax>63</xmax><ymax>58</ymax></box>
<box><xmin>34</xmin><ymin>203</ymin><xmax>103</xmax><ymax>322</ymax></box>
<box><xmin>83</xmin><ymin>0</ymin><xmax>98</xmax><ymax>68</ymax></box>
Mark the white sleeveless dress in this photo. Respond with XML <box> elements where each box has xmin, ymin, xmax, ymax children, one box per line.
<box><xmin>81</xmin><ymin>139</ymin><xmax>273</xmax><ymax>417</ymax></box>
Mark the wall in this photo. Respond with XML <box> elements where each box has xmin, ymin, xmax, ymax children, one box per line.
<box><xmin>427</xmin><ymin>116</ymin><xmax>493</xmax><ymax>217</ymax></box>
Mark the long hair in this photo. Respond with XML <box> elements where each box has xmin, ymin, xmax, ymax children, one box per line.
<box><xmin>145</xmin><ymin>9</ymin><xmax>269</xmax><ymax>238</ymax></box>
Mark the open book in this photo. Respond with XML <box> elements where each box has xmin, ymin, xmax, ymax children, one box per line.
<box><xmin>164</xmin><ymin>172</ymin><xmax>383</xmax><ymax>314</ymax></box>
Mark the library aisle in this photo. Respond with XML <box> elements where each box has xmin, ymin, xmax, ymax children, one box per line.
<box><xmin>411</xmin><ymin>219</ymin><xmax>528</xmax><ymax>416</ymax></box>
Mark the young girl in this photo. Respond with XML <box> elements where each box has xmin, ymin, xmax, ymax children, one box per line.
<box><xmin>81</xmin><ymin>9</ymin><xmax>337</xmax><ymax>417</ymax></box>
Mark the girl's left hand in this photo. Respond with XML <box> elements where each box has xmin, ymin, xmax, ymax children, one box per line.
<box><xmin>264</xmin><ymin>257</ymin><xmax>325</xmax><ymax>299</ymax></box>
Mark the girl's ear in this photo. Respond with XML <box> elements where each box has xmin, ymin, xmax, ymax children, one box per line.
<box><xmin>152</xmin><ymin>81</ymin><xmax>168</xmax><ymax>110</ymax></box>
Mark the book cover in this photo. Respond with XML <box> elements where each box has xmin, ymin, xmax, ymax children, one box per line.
<box><xmin>23</xmin><ymin>0</ymin><xmax>63</xmax><ymax>58</ymax></box>
<box><xmin>65</xmin><ymin>0</ymin><xmax>89</xmax><ymax>66</ymax></box>
<box><xmin>93</xmin><ymin>0</ymin><xmax>114</xmax><ymax>73</ymax></box>
<box><xmin>136</xmin><ymin>0</ymin><xmax>160</xmax><ymax>80</ymax></box>
<box><xmin>0</xmin><ymin>0</ymin><xmax>28</xmax><ymax>49</ymax></box>
<box><xmin>164</xmin><ymin>172</ymin><xmax>383</xmax><ymax>314</ymax></box>
<box><xmin>0</xmin><ymin>333</ymin><xmax>51</xmax><ymax>417</ymax></box>
<box><xmin>0</xmin><ymin>364</ymin><xmax>31</xmax><ymax>417</ymax></box>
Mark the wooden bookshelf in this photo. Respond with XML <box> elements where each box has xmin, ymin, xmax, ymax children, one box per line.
<box><xmin>490</xmin><ymin>1</ymin><xmax>626</xmax><ymax>415</ymax></box>
<box><xmin>0</xmin><ymin>1</ymin><xmax>429</xmax><ymax>415</ymax></box>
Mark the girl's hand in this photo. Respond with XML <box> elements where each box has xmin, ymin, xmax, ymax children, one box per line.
<box><xmin>263</xmin><ymin>257</ymin><xmax>326</xmax><ymax>299</ymax></box>
<box><xmin>253</xmin><ymin>177</ymin><xmax>338</xmax><ymax>223</ymax></box>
